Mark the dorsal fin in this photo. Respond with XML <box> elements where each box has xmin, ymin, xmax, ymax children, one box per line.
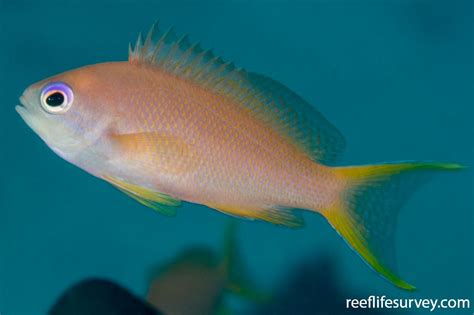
<box><xmin>129</xmin><ymin>23</ymin><xmax>345</xmax><ymax>164</ymax></box>
<box><xmin>245</xmin><ymin>73</ymin><xmax>346</xmax><ymax>163</ymax></box>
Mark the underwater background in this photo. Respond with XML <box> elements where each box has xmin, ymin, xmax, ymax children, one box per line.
<box><xmin>0</xmin><ymin>0</ymin><xmax>472</xmax><ymax>314</ymax></box>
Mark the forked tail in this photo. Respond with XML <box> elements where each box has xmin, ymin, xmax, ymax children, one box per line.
<box><xmin>323</xmin><ymin>161</ymin><xmax>463</xmax><ymax>290</ymax></box>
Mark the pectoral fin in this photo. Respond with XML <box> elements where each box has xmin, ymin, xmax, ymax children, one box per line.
<box><xmin>104</xmin><ymin>175</ymin><xmax>181</xmax><ymax>216</ymax></box>
<box><xmin>110</xmin><ymin>132</ymin><xmax>199</xmax><ymax>175</ymax></box>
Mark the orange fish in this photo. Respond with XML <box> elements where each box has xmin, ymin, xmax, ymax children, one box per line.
<box><xmin>16</xmin><ymin>23</ymin><xmax>463</xmax><ymax>290</ymax></box>
<box><xmin>147</xmin><ymin>223</ymin><xmax>266</xmax><ymax>315</ymax></box>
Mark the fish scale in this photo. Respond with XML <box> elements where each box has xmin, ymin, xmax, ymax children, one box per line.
<box><xmin>16</xmin><ymin>22</ymin><xmax>463</xmax><ymax>290</ymax></box>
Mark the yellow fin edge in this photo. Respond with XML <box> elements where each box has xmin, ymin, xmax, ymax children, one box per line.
<box><xmin>103</xmin><ymin>175</ymin><xmax>181</xmax><ymax>216</ymax></box>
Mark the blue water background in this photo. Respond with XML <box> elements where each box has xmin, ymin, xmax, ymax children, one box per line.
<box><xmin>0</xmin><ymin>0</ymin><xmax>472</xmax><ymax>314</ymax></box>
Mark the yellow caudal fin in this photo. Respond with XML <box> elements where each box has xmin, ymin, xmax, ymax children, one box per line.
<box><xmin>325</xmin><ymin>161</ymin><xmax>464</xmax><ymax>290</ymax></box>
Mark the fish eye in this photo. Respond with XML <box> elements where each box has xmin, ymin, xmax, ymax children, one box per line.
<box><xmin>40</xmin><ymin>82</ymin><xmax>74</xmax><ymax>114</ymax></box>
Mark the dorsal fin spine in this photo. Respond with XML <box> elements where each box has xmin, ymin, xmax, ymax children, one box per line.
<box><xmin>130</xmin><ymin>32</ymin><xmax>143</xmax><ymax>63</ymax></box>
<box><xmin>211</xmin><ymin>63</ymin><xmax>229</xmax><ymax>83</ymax></box>
<box><xmin>189</xmin><ymin>51</ymin><xmax>213</xmax><ymax>80</ymax></box>
<box><xmin>172</xmin><ymin>35</ymin><xmax>192</xmax><ymax>72</ymax></box>
<box><xmin>196</xmin><ymin>56</ymin><xmax>222</xmax><ymax>82</ymax></box>
<box><xmin>175</xmin><ymin>43</ymin><xmax>197</xmax><ymax>73</ymax></box>
<box><xmin>164</xmin><ymin>35</ymin><xmax>189</xmax><ymax>71</ymax></box>
<box><xmin>186</xmin><ymin>49</ymin><xmax>208</xmax><ymax>77</ymax></box>
<box><xmin>129</xmin><ymin>23</ymin><xmax>346</xmax><ymax>163</ymax></box>
<box><xmin>128</xmin><ymin>43</ymin><xmax>133</xmax><ymax>61</ymax></box>
<box><xmin>151</xmin><ymin>27</ymin><xmax>175</xmax><ymax>66</ymax></box>
<box><xmin>142</xmin><ymin>22</ymin><xmax>157</xmax><ymax>59</ymax></box>
<box><xmin>155</xmin><ymin>29</ymin><xmax>175</xmax><ymax>66</ymax></box>
<box><xmin>181</xmin><ymin>43</ymin><xmax>203</xmax><ymax>76</ymax></box>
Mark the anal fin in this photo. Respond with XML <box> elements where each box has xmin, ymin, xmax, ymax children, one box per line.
<box><xmin>104</xmin><ymin>175</ymin><xmax>181</xmax><ymax>217</ymax></box>
<box><xmin>208</xmin><ymin>204</ymin><xmax>304</xmax><ymax>228</ymax></box>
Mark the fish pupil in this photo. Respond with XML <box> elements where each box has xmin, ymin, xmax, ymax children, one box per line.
<box><xmin>46</xmin><ymin>92</ymin><xmax>65</xmax><ymax>107</ymax></box>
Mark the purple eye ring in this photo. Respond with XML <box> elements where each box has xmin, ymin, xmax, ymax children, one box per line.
<box><xmin>40</xmin><ymin>82</ymin><xmax>74</xmax><ymax>114</ymax></box>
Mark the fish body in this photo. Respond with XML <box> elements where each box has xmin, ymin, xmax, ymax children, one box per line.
<box><xmin>148</xmin><ymin>252</ymin><xmax>226</xmax><ymax>315</ymax></box>
<box><xmin>16</xmin><ymin>23</ymin><xmax>463</xmax><ymax>290</ymax></box>
<box><xmin>147</xmin><ymin>224</ymin><xmax>263</xmax><ymax>315</ymax></box>
<box><xmin>21</xmin><ymin>61</ymin><xmax>336</xmax><ymax>219</ymax></box>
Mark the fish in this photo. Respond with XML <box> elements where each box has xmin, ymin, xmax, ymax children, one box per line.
<box><xmin>146</xmin><ymin>223</ymin><xmax>266</xmax><ymax>315</ymax></box>
<box><xmin>16</xmin><ymin>22</ymin><xmax>463</xmax><ymax>290</ymax></box>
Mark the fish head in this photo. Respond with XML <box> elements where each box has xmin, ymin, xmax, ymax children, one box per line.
<box><xmin>16</xmin><ymin>64</ymin><xmax>116</xmax><ymax>162</ymax></box>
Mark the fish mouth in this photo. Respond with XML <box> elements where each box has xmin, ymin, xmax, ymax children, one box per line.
<box><xmin>15</xmin><ymin>95</ymin><xmax>81</xmax><ymax>158</ymax></box>
<box><xmin>15</xmin><ymin>95</ymin><xmax>47</xmax><ymax>140</ymax></box>
<box><xmin>15</xmin><ymin>95</ymin><xmax>36</xmax><ymax>131</ymax></box>
<box><xmin>16</xmin><ymin>96</ymin><xmax>59</xmax><ymax>150</ymax></box>
<box><xmin>15</xmin><ymin>104</ymin><xmax>31</xmax><ymax>125</ymax></box>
